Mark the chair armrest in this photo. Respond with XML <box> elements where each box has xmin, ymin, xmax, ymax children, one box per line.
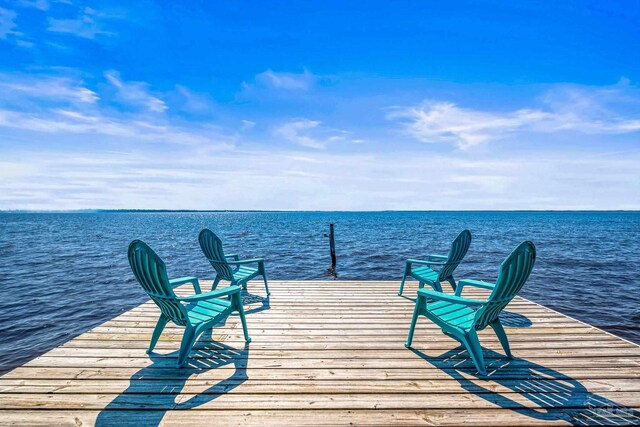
<box><xmin>406</xmin><ymin>258</ymin><xmax>446</xmax><ymax>266</ymax></box>
<box><xmin>226</xmin><ymin>258</ymin><xmax>264</xmax><ymax>265</ymax></box>
<box><xmin>178</xmin><ymin>285</ymin><xmax>241</xmax><ymax>302</ymax></box>
<box><xmin>428</xmin><ymin>254</ymin><xmax>448</xmax><ymax>261</ymax></box>
<box><xmin>225</xmin><ymin>254</ymin><xmax>239</xmax><ymax>261</ymax></box>
<box><xmin>418</xmin><ymin>288</ymin><xmax>486</xmax><ymax>307</ymax></box>
<box><xmin>169</xmin><ymin>276</ymin><xmax>201</xmax><ymax>294</ymax></box>
<box><xmin>455</xmin><ymin>279</ymin><xmax>496</xmax><ymax>296</ymax></box>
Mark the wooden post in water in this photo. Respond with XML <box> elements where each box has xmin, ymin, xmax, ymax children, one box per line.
<box><xmin>329</xmin><ymin>223</ymin><xmax>337</xmax><ymax>268</ymax></box>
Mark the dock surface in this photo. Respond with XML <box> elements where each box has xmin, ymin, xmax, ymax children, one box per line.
<box><xmin>1</xmin><ymin>280</ymin><xmax>639</xmax><ymax>426</ymax></box>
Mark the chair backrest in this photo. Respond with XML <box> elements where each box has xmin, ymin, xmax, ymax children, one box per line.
<box><xmin>198</xmin><ymin>229</ymin><xmax>234</xmax><ymax>281</ymax></box>
<box><xmin>473</xmin><ymin>240</ymin><xmax>536</xmax><ymax>330</ymax></box>
<box><xmin>127</xmin><ymin>240</ymin><xmax>189</xmax><ymax>326</ymax></box>
<box><xmin>438</xmin><ymin>229</ymin><xmax>472</xmax><ymax>282</ymax></box>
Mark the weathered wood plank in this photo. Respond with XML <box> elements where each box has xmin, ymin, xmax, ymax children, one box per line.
<box><xmin>5</xmin><ymin>366</ymin><xmax>639</xmax><ymax>381</ymax></box>
<box><xmin>2</xmin><ymin>391</ymin><xmax>640</xmax><ymax>410</ymax></box>
<box><xmin>1</xmin><ymin>409</ymin><xmax>638</xmax><ymax>427</ymax></box>
<box><xmin>2</xmin><ymin>378</ymin><xmax>639</xmax><ymax>394</ymax></box>
<box><xmin>21</xmin><ymin>356</ymin><xmax>640</xmax><ymax>369</ymax></box>
<box><xmin>59</xmin><ymin>339</ymin><xmax>634</xmax><ymax>350</ymax></box>
<box><xmin>39</xmin><ymin>347</ymin><xmax>640</xmax><ymax>360</ymax></box>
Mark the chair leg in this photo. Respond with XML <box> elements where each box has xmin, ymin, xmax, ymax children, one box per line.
<box><xmin>420</xmin><ymin>280</ymin><xmax>441</xmax><ymax>296</ymax></box>
<box><xmin>234</xmin><ymin>293</ymin><xmax>252</xmax><ymax>343</ymax></box>
<box><xmin>263</xmin><ymin>276</ymin><xmax>270</xmax><ymax>296</ymax></box>
<box><xmin>147</xmin><ymin>315</ymin><xmax>169</xmax><ymax>354</ymax></box>
<box><xmin>462</xmin><ymin>330</ymin><xmax>487</xmax><ymax>375</ymax></box>
<box><xmin>211</xmin><ymin>276</ymin><xmax>221</xmax><ymax>291</ymax></box>
<box><xmin>177</xmin><ymin>325</ymin><xmax>198</xmax><ymax>368</ymax></box>
<box><xmin>405</xmin><ymin>295</ymin><xmax>423</xmax><ymax>348</ymax></box>
<box><xmin>398</xmin><ymin>264</ymin><xmax>411</xmax><ymax>296</ymax></box>
<box><xmin>449</xmin><ymin>277</ymin><xmax>457</xmax><ymax>292</ymax></box>
<box><xmin>260</xmin><ymin>264</ymin><xmax>270</xmax><ymax>296</ymax></box>
<box><xmin>431</xmin><ymin>280</ymin><xmax>443</xmax><ymax>293</ymax></box>
<box><xmin>490</xmin><ymin>320</ymin><xmax>513</xmax><ymax>359</ymax></box>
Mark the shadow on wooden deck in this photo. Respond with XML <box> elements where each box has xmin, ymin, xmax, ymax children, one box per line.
<box><xmin>94</xmin><ymin>288</ymin><xmax>270</xmax><ymax>427</ymax></box>
<box><xmin>95</xmin><ymin>340</ymin><xmax>250</xmax><ymax>427</ymax></box>
<box><xmin>411</xmin><ymin>347</ymin><xmax>640</xmax><ymax>425</ymax></box>
<box><xmin>240</xmin><ymin>290</ymin><xmax>270</xmax><ymax>315</ymax></box>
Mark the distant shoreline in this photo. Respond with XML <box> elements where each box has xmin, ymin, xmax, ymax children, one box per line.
<box><xmin>1</xmin><ymin>209</ymin><xmax>638</xmax><ymax>214</ymax></box>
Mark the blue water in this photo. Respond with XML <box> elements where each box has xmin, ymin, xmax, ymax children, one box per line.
<box><xmin>0</xmin><ymin>211</ymin><xmax>639</xmax><ymax>374</ymax></box>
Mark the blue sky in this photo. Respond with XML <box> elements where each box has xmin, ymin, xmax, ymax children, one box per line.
<box><xmin>0</xmin><ymin>0</ymin><xmax>639</xmax><ymax>210</ymax></box>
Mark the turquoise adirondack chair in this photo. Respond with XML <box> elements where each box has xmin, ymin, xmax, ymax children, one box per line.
<box><xmin>198</xmin><ymin>229</ymin><xmax>270</xmax><ymax>295</ymax></box>
<box><xmin>405</xmin><ymin>240</ymin><xmax>536</xmax><ymax>375</ymax></box>
<box><xmin>128</xmin><ymin>240</ymin><xmax>251</xmax><ymax>367</ymax></box>
<box><xmin>398</xmin><ymin>229</ymin><xmax>472</xmax><ymax>296</ymax></box>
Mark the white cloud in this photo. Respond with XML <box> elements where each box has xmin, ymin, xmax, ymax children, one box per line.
<box><xmin>1</xmin><ymin>149</ymin><xmax>638</xmax><ymax>210</ymax></box>
<box><xmin>0</xmin><ymin>74</ymin><xmax>98</xmax><ymax>104</ymax></box>
<box><xmin>241</xmin><ymin>119</ymin><xmax>256</xmax><ymax>130</ymax></box>
<box><xmin>0</xmin><ymin>108</ymin><xmax>233</xmax><ymax>148</ymax></box>
<box><xmin>254</xmin><ymin>69</ymin><xmax>316</xmax><ymax>91</ymax></box>
<box><xmin>390</xmin><ymin>81</ymin><xmax>640</xmax><ymax>149</ymax></box>
<box><xmin>0</xmin><ymin>70</ymin><xmax>637</xmax><ymax>210</ymax></box>
<box><xmin>105</xmin><ymin>71</ymin><xmax>167</xmax><ymax>113</ymax></box>
<box><xmin>15</xmin><ymin>0</ymin><xmax>49</xmax><ymax>11</ymax></box>
<box><xmin>276</xmin><ymin>119</ymin><xmax>348</xmax><ymax>149</ymax></box>
<box><xmin>172</xmin><ymin>85</ymin><xmax>215</xmax><ymax>114</ymax></box>
<box><xmin>0</xmin><ymin>7</ymin><xmax>19</xmax><ymax>39</ymax></box>
<box><xmin>0</xmin><ymin>71</ymin><xmax>234</xmax><ymax>149</ymax></box>
<box><xmin>389</xmin><ymin>102</ymin><xmax>535</xmax><ymax>148</ymax></box>
<box><xmin>48</xmin><ymin>7</ymin><xmax>116</xmax><ymax>39</ymax></box>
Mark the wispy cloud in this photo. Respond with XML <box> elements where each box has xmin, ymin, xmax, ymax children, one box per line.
<box><xmin>105</xmin><ymin>71</ymin><xmax>167</xmax><ymax>113</ymax></box>
<box><xmin>15</xmin><ymin>0</ymin><xmax>50</xmax><ymax>11</ymax></box>
<box><xmin>389</xmin><ymin>81</ymin><xmax>640</xmax><ymax>149</ymax></box>
<box><xmin>170</xmin><ymin>85</ymin><xmax>216</xmax><ymax>115</ymax></box>
<box><xmin>0</xmin><ymin>74</ymin><xmax>98</xmax><ymax>105</ymax></box>
<box><xmin>0</xmin><ymin>107</ymin><xmax>234</xmax><ymax>148</ymax></box>
<box><xmin>0</xmin><ymin>72</ymin><xmax>233</xmax><ymax>149</ymax></box>
<box><xmin>276</xmin><ymin>119</ymin><xmax>348</xmax><ymax>149</ymax></box>
<box><xmin>0</xmin><ymin>7</ymin><xmax>19</xmax><ymax>39</ymax></box>
<box><xmin>389</xmin><ymin>102</ymin><xmax>537</xmax><ymax>148</ymax></box>
<box><xmin>253</xmin><ymin>69</ymin><xmax>316</xmax><ymax>91</ymax></box>
<box><xmin>48</xmin><ymin>7</ymin><xmax>117</xmax><ymax>39</ymax></box>
<box><xmin>0</xmin><ymin>68</ymin><xmax>638</xmax><ymax>210</ymax></box>
<box><xmin>241</xmin><ymin>119</ymin><xmax>256</xmax><ymax>130</ymax></box>
<box><xmin>2</xmin><ymin>148</ymin><xmax>639</xmax><ymax>210</ymax></box>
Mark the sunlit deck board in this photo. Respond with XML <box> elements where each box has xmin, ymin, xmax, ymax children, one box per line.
<box><xmin>1</xmin><ymin>280</ymin><xmax>639</xmax><ymax>426</ymax></box>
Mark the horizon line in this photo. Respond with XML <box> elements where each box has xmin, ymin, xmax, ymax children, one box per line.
<box><xmin>1</xmin><ymin>209</ymin><xmax>639</xmax><ymax>213</ymax></box>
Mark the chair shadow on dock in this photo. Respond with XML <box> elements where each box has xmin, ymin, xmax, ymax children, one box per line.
<box><xmin>411</xmin><ymin>347</ymin><xmax>640</xmax><ymax>425</ymax></box>
<box><xmin>94</xmin><ymin>288</ymin><xmax>269</xmax><ymax>426</ymax></box>
<box><xmin>496</xmin><ymin>310</ymin><xmax>533</xmax><ymax>328</ymax></box>
<box><xmin>239</xmin><ymin>289</ymin><xmax>270</xmax><ymax>315</ymax></box>
<box><xmin>94</xmin><ymin>337</ymin><xmax>250</xmax><ymax>426</ymax></box>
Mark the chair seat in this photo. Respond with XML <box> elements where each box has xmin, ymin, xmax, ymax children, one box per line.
<box><xmin>233</xmin><ymin>265</ymin><xmax>259</xmax><ymax>283</ymax></box>
<box><xmin>427</xmin><ymin>300</ymin><xmax>477</xmax><ymax>331</ymax></box>
<box><xmin>411</xmin><ymin>266</ymin><xmax>439</xmax><ymax>283</ymax></box>
<box><xmin>186</xmin><ymin>298</ymin><xmax>232</xmax><ymax>325</ymax></box>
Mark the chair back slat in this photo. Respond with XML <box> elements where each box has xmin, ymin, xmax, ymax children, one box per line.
<box><xmin>127</xmin><ymin>240</ymin><xmax>188</xmax><ymax>326</ymax></box>
<box><xmin>198</xmin><ymin>229</ymin><xmax>235</xmax><ymax>281</ymax></box>
<box><xmin>438</xmin><ymin>229</ymin><xmax>472</xmax><ymax>281</ymax></box>
<box><xmin>474</xmin><ymin>241</ymin><xmax>536</xmax><ymax>329</ymax></box>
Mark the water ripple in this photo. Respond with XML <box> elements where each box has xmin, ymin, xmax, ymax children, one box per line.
<box><xmin>0</xmin><ymin>211</ymin><xmax>638</xmax><ymax>374</ymax></box>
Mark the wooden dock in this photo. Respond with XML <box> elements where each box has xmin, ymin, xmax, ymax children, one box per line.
<box><xmin>1</xmin><ymin>280</ymin><xmax>639</xmax><ymax>426</ymax></box>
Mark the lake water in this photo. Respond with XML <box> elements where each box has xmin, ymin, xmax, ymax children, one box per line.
<box><xmin>0</xmin><ymin>211</ymin><xmax>638</xmax><ymax>374</ymax></box>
